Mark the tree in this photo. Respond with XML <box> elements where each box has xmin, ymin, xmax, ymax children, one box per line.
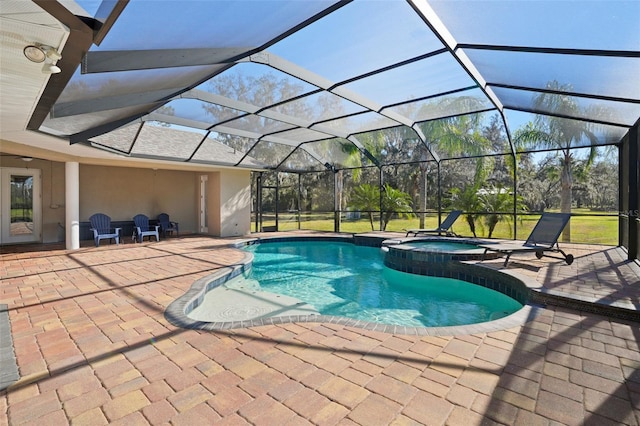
<box><xmin>154</xmin><ymin>105</ymin><xmax>175</xmax><ymax>127</ymax></box>
<box><xmin>513</xmin><ymin>80</ymin><xmax>600</xmax><ymax>242</ymax></box>
<box><xmin>416</xmin><ymin>102</ymin><xmax>494</xmax><ymax>228</ymax></box>
<box><xmin>478</xmin><ymin>184</ymin><xmax>527</xmax><ymax>238</ymax></box>
<box><xmin>348</xmin><ymin>183</ymin><xmax>414</xmax><ymax>231</ymax></box>
<box><xmin>331</xmin><ymin>142</ymin><xmax>363</xmax><ymax>231</ymax></box>
<box><xmin>202</xmin><ymin>70</ymin><xmax>347</xmax><ymax>167</ymax></box>
<box><xmin>482</xmin><ymin>115</ymin><xmax>513</xmax><ymax>186</ymax></box>
<box><xmin>345</xmin><ymin>124</ymin><xmax>411</xmax><ymax>230</ymax></box>
<box><xmin>517</xmin><ymin>153</ymin><xmax>559</xmax><ymax>212</ymax></box>
<box><xmin>450</xmin><ymin>183</ymin><xmax>483</xmax><ymax>237</ymax></box>
<box><xmin>381</xmin><ymin>184</ymin><xmax>414</xmax><ymax>231</ymax></box>
<box><xmin>582</xmin><ymin>157</ymin><xmax>618</xmax><ymax>211</ymax></box>
<box><xmin>409</xmin><ymin>143</ymin><xmax>434</xmax><ymax>229</ymax></box>
<box><xmin>349</xmin><ymin>183</ymin><xmax>379</xmax><ymax>230</ymax></box>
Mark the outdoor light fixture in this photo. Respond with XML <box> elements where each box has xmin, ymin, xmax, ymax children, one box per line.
<box><xmin>21</xmin><ymin>157</ymin><xmax>33</xmax><ymax>162</ymax></box>
<box><xmin>41</xmin><ymin>45</ymin><xmax>62</xmax><ymax>61</ymax></box>
<box><xmin>23</xmin><ymin>45</ymin><xmax>46</xmax><ymax>63</ymax></box>
<box><xmin>42</xmin><ymin>62</ymin><xmax>61</xmax><ymax>74</ymax></box>
<box><xmin>23</xmin><ymin>44</ymin><xmax>62</xmax><ymax>74</ymax></box>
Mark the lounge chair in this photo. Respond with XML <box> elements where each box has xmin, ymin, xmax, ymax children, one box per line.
<box><xmin>157</xmin><ymin>213</ymin><xmax>179</xmax><ymax>238</ymax></box>
<box><xmin>89</xmin><ymin>213</ymin><xmax>121</xmax><ymax>247</ymax></box>
<box><xmin>133</xmin><ymin>214</ymin><xmax>160</xmax><ymax>243</ymax></box>
<box><xmin>405</xmin><ymin>210</ymin><xmax>462</xmax><ymax>237</ymax></box>
<box><xmin>479</xmin><ymin>212</ymin><xmax>574</xmax><ymax>267</ymax></box>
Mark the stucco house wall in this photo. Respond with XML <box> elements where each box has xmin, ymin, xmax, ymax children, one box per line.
<box><xmin>79</xmin><ymin>165</ymin><xmax>197</xmax><ymax>234</ymax></box>
<box><xmin>0</xmin><ymin>155</ymin><xmax>252</xmax><ymax>244</ymax></box>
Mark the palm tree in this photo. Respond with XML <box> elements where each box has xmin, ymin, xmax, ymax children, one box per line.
<box><xmin>478</xmin><ymin>184</ymin><xmax>527</xmax><ymax>238</ymax></box>
<box><xmin>349</xmin><ymin>183</ymin><xmax>379</xmax><ymax>230</ymax></box>
<box><xmin>419</xmin><ymin>103</ymin><xmax>494</xmax><ymax>230</ymax></box>
<box><xmin>381</xmin><ymin>184</ymin><xmax>414</xmax><ymax>231</ymax></box>
<box><xmin>450</xmin><ymin>183</ymin><xmax>484</xmax><ymax>237</ymax></box>
<box><xmin>349</xmin><ymin>183</ymin><xmax>414</xmax><ymax>231</ymax></box>
<box><xmin>513</xmin><ymin>80</ymin><xmax>599</xmax><ymax>241</ymax></box>
<box><xmin>413</xmin><ymin>145</ymin><xmax>433</xmax><ymax>229</ymax></box>
<box><xmin>331</xmin><ymin>141</ymin><xmax>363</xmax><ymax>231</ymax></box>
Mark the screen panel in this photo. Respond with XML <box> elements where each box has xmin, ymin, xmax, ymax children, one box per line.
<box><xmin>340</xmin><ymin>53</ymin><xmax>477</xmax><ymax>107</ymax></box>
<box><xmin>270</xmin><ymin>0</ymin><xmax>445</xmax><ymax>83</ymax></box>
<box><xmin>132</xmin><ymin>122</ymin><xmax>206</xmax><ymax>159</ymax></box>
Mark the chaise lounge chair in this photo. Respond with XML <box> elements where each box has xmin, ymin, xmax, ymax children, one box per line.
<box><xmin>405</xmin><ymin>210</ymin><xmax>462</xmax><ymax>237</ymax></box>
<box><xmin>479</xmin><ymin>212</ymin><xmax>574</xmax><ymax>267</ymax></box>
<box><xmin>89</xmin><ymin>213</ymin><xmax>121</xmax><ymax>247</ymax></box>
<box><xmin>133</xmin><ymin>214</ymin><xmax>160</xmax><ymax>243</ymax></box>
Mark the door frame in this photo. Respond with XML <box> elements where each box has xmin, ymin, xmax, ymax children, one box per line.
<box><xmin>0</xmin><ymin>167</ymin><xmax>42</xmax><ymax>244</ymax></box>
<box><xmin>199</xmin><ymin>174</ymin><xmax>208</xmax><ymax>233</ymax></box>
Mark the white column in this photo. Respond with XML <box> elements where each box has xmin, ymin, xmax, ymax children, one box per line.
<box><xmin>219</xmin><ymin>170</ymin><xmax>251</xmax><ymax>237</ymax></box>
<box><xmin>65</xmin><ymin>162</ymin><xmax>80</xmax><ymax>250</ymax></box>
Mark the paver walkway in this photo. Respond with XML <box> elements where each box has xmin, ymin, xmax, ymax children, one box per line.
<box><xmin>1</xmin><ymin>233</ymin><xmax>639</xmax><ymax>425</ymax></box>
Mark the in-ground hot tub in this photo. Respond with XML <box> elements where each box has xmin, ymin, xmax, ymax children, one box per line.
<box><xmin>381</xmin><ymin>237</ymin><xmax>501</xmax><ymax>262</ymax></box>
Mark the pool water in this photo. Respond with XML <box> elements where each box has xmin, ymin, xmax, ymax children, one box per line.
<box><xmin>401</xmin><ymin>241</ymin><xmax>480</xmax><ymax>251</ymax></box>
<box><xmin>210</xmin><ymin>241</ymin><xmax>522</xmax><ymax>328</ymax></box>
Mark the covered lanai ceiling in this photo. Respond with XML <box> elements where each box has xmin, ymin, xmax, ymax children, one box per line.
<box><xmin>22</xmin><ymin>0</ymin><xmax>640</xmax><ymax>172</ymax></box>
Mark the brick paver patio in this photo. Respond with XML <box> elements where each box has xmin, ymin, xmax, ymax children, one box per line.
<box><xmin>1</xmin><ymin>233</ymin><xmax>639</xmax><ymax>425</ymax></box>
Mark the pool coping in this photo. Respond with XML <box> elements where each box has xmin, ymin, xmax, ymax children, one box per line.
<box><xmin>165</xmin><ymin>235</ymin><xmax>549</xmax><ymax>336</ymax></box>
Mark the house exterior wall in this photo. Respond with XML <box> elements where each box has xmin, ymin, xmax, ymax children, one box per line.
<box><xmin>47</xmin><ymin>161</ymin><xmax>66</xmax><ymax>242</ymax></box>
<box><xmin>79</xmin><ymin>165</ymin><xmax>197</xmax><ymax>234</ymax></box>
<box><xmin>207</xmin><ymin>172</ymin><xmax>220</xmax><ymax>236</ymax></box>
<box><xmin>204</xmin><ymin>169</ymin><xmax>251</xmax><ymax>237</ymax></box>
<box><xmin>219</xmin><ymin>169</ymin><xmax>251</xmax><ymax>237</ymax></box>
<box><xmin>1</xmin><ymin>155</ymin><xmax>253</xmax><ymax>244</ymax></box>
<box><xmin>0</xmin><ymin>157</ymin><xmax>65</xmax><ymax>243</ymax></box>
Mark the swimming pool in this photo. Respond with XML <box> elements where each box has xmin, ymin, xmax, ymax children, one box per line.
<box><xmin>188</xmin><ymin>240</ymin><xmax>523</xmax><ymax>328</ymax></box>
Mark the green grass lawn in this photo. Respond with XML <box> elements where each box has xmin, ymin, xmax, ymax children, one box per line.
<box><xmin>10</xmin><ymin>208</ymin><xmax>33</xmax><ymax>221</ymax></box>
<box><xmin>255</xmin><ymin>209</ymin><xmax>618</xmax><ymax>245</ymax></box>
